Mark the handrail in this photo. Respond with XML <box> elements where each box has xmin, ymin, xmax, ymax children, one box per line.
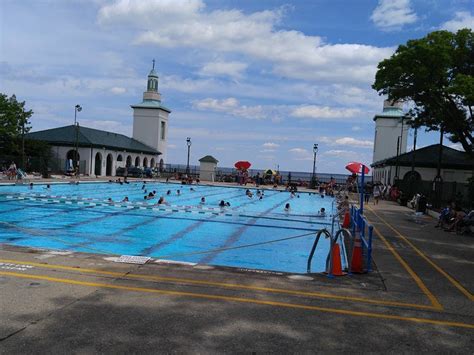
<box><xmin>307</xmin><ymin>229</ymin><xmax>332</xmax><ymax>273</ymax></box>
<box><xmin>326</xmin><ymin>228</ymin><xmax>352</xmax><ymax>277</ymax></box>
<box><xmin>349</xmin><ymin>205</ymin><xmax>374</xmax><ymax>272</ymax></box>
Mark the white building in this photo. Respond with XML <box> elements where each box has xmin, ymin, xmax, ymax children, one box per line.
<box><xmin>26</xmin><ymin>63</ymin><xmax>171</xmax><ymax>177</ymax></box>
<box><xmin>371</xmin><ymin>100</ymin><xmax>473</xmax><ymax>186</ymax></box>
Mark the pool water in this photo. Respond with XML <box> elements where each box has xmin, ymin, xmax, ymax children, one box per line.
<box><xmin>0</xmin><ymin>182</ymin><xmax>334</xmax><ymax>273</ymax></box>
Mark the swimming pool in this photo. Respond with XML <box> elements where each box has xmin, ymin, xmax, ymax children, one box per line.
<box><xmin>0</xmin><ymin>182</ymin><xmax>335</xmax><ymax>273</ymax></box>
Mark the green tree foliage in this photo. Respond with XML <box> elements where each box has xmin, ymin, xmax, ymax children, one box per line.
<box><xmin>373</xmin><ymin>29</ymin><xmax>474</xmax><ymax>156</ymax></box>
<box><xmin>0</xmin><ymin>93</ymin><xmax>33</xmax><ymax>153</ymax></box>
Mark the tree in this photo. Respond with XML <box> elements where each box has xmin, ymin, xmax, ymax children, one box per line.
<box><xmin>372</xmin><ymin>29</ymin><xmax>474</xmax><ymax>156</ymax></box>
<box><xmin>0</xmin><ymin>93</ymin><xmax>33</xmax><ymax>154</ymax></box>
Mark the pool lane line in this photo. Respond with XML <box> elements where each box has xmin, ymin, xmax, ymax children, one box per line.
<box><xmin>1</xmin><ymin>271</ymin><xmax>470</xmax><ymax>329</ymax></box>
<box><xmin>360</xmin><ymin>210</ymin><xmax>443</xmax><ymax>311</ymax></box>
<box><xmin>199</xmin><ymin>196</ymin><xmax>294</xmax><ymax>264</ymax></box>
<box><xmin>0</xmin><ymin>258</ymin><xmax>438</xmax><ymax>310</ymax></box>
<box><xmin>140</xmin><ymin>190</ymin><xmax>284</xmax><ymax>256</ymax></box>
<box><xmin>366</xmin><ymin>206</ymin><xmax>474</xmax><ymax>302</ymax></box>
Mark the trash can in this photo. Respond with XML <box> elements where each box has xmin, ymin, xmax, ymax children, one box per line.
<box><xmin>417</xmin><ymin>195</ymin><xmax>427</xmax><ymax>213</ymax></box>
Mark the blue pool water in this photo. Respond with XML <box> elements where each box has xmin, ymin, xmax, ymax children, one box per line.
<box><xmin>0</xmin><ymin>182</ymin><xmax>334</xmax><ymax>273</ymax></box>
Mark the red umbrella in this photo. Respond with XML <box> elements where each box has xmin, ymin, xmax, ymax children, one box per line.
<box><xmin>345</xmin><ymin>162</ymin><xmax>370</xmax><ymax>175</ymax></box>
<box><xmin>234</xmin><ymin>161</ymin><xmax>251</xmax><ymax>170</ymax></box>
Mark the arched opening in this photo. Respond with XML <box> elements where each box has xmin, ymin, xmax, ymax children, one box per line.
<box><xmin>126</xmin><ymin>155</ymin><xmax>132</xmax><ymax>167</ymax></box>
<box><xmin>106</xmin><ymin>154</ymin><xmax>113</xmax><ymax>176</ymax></box>
<box><xmin>66</xmin><ymin>150</ymin><xmax>80</xmax><ymax>169</ymax></box>
<box><xmin>135</xmin><ymin>156</ymin><xmax>140</xmax><ymax>167</ymax></box>
<box><xmin>403</xmin><ymin>170</ymin><xmax>421</xmax><ymax>182</ymax></box>
<box><xmin>143</xmin><ymin>157</ymin><xmax>148</xmax><ymax>168</ymax></box>
<box><xmin>150</xmin><ymin>158</ymin><xmax>155</xmax><ymax>168</ymax></box>
<box><xmin>159</xmin><ymin>159</ymin><xmax>164</xmax><ymax>172</ymax></box>
<box><xmin>94</xmin><ymin>152</ymin><xmax>102</xmax><ymax>176</ymax></box>
<box><xmin>117</xmin><ymin>154</ymin><xmax>123</xmax><ymax>162</ymax></box>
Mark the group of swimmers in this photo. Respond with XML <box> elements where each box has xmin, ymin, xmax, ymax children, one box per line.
<box><xmin>245</xmin><ymin>189</ymin><xmax>264</xmax><ymax>200</ymax></box>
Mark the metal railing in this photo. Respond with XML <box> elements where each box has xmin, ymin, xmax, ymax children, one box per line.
<box><xmin>307</xmin><ymin>229</ymin><xmax>332</xmax><ymax>273</ymax></box>
<box><xmin>350</xmin><ymin>205</ymin><xmax>374</xmax><ymax>272</ymax></box>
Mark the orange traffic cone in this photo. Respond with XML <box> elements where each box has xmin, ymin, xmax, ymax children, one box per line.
<box><xmin>329</xmin><ymin>243</ymin><xmax>346</xmax><ymax>276</ymax></box>
<box><xmin>350</xmin><ymin>237</ymin><xmax>364</xmax><ymax>273</ymax></box>
<box><xmin>342</xmin><ymin>210</ymin><xmax>350</xmax><ymax>228</ymax></box>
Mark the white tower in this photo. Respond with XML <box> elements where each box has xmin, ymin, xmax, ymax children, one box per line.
<box><xmin>132</xmin><ymin>60</ymin><xmax>171</xmax><ymax>165</ymax></box>
<box><xmin>372</xmin><ymin>100</ymin><xmax>409</xmax><ymax>164</ymax></box>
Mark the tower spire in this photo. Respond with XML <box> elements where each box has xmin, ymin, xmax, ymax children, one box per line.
<box><xmin>152</xmin><ymin>59</ymin><xmax>155</xmax><ymax>70</ymax></box>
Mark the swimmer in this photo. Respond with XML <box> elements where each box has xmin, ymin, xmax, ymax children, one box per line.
<box><xmin>190</xmin><ymin>187</ymin><xmax>195</xmax><ymax>192</ymax></box>
<box><xmin>122</xmin><ymin>196</ymin><xmax>129</xmax><ymax>202</ymax></box>
<box><xmin>290</xmin><ymin>192</ymin><xmax>295</xmax><ymax>198</ymax></box>
<box><xmin>29</xmin><ymin>182</ymin><xmax>33</xmax><ymax>189</ymax></box>
<box><xmin>200</xmin><ymin>197</ymin><xmax>206</xmax><ymax>205</ymax></box>
<box><xmin>142</xmin><ymin>185</ymin><xmax>146</xmax><ymax>190</ymax></box>
<box><xmin>152</xmin><ymin>190</ymin><xmax>156</xmax><ymax>196</ymax></box>
<box><xmin>225</xmin><ymin>201</ymin><xmax>231</xmax><ymax>207</ymax></box>
<box><xmin>45</xmin><ymin>184</ymin><xmax>51</xmax><ymax>190</ymax></box>
<box><xmin>219</xmin><ymin>200</ymin><xmax>226</xmax><ymax>208</ymax></box>
<box><xmin>177</xmin><ymin>189</ymin><xmax>181</xmax><ymax>196</ymax></box>
<box><xmin>259</xmin><ymin>196</ymin><xmax>263</xmax><ymax>200</ymax></box>
<box><xmin>284</xmin><ymin>203</ymin><xmax>291</xmax><ymax>212</ymax></box>
<box><xmin>157</xmin><ymin>196</ymin><xmax>165</xmax><ymax>205</ymax></box>
<box><xmin>107</xmin><ymin>198</ymin><xmax>113</xmax><ymax>203</ymax></box>
<box><xmin>318</xmin><ymin>207</ymin><xmax>326</xmax><ymax>217</ymax></box>
<box><xmin>166</xmin><ymin>190</ymin><xmax>171</xmax><ymax>195</ymax></box>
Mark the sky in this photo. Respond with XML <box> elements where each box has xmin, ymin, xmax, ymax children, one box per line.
<box><xmin>1</xmin><ymin>0</ymin><xmax>473</xmax><ymax>173</ymax></box>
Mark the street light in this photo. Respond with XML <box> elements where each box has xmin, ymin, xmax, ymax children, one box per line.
<box><xmin>311</xmin><ymin>143</ymin><xmax>318</xmax><ymax>188</ymax></box>
<box><xmin>74</xmin><ymin>105</ymin><xmax>82</xmax><ymax>175</ymax></box>
<box><xmin>186</xmin><ymin>137</ymin><xmax>192</xmax><ymax>176</ymax></box>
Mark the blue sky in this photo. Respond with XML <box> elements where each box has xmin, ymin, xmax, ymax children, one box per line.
<box><xmin>1</xmin><ymin>0</ymin><xmax>472</xmax><ymax>173</ymax></box>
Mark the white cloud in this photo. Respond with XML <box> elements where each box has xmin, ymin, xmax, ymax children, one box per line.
<box><xmin>352</xmin><ymin>126</ymin><xmax>361</xmax><ymax>131</ymax></box>
<box><xmin>319</xmin><ymin>136</ymin><xmax>373</xmax><ymax>148</ymax></box>
<box><xmin>98</xmin><ymin>0</ymin><xmax>393</xmax><ymax>84</ymax></box>
<box><xmin>291</xmin><ymin>105</ymin><xmax>361</xmax><ymax>120</ymax></box>
<box><xmin>199</xmin><ymin>60</ymin><xmax>248</xmax><ymax>78</ymax></box>
<box><xmin>193</xmin><ymin>97</ymin><xmax>266</xmax><ymax>119</ymax></box>
<box><xmin>262</xmin><ymin>142</ymin><xmax>279</xmax><ymax>149</ymax></box>
<box><xmin>110</xmin><ymin>86</ymin><xmax>126</xmax><ymax>94</ymax></box>
<box><xmin>323</xmin><ymin>150</ymin><xmax>358</xmax><ymax>159</ymax></box>
<box><xmin>441</xmin><ymin>11</ymin><xmax>474</xmax><ymax>31</ymax></box>
<box><xmin>289</xmin><ymin>147</ymin><xmax>313</xmax><ymax>161</ymax></box>
<box><xmin>371</xmin><ymin>0</ymin><xmax>418</xmax><ymax>31</ymax></box>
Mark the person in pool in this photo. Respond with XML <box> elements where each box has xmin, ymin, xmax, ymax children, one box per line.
<box><xmin>284</xmin><ymin>203</ymin><xmax>291</xmax><ymax>212</ymax></box>
<box><xmin>122</xmin><ymin>196</ymin><xmax>129</xmax><ymax>202</ymax></box>
<box><xmin>157</xmin><ymin>196</ymin><xmax>166</xmax><ymax>205</ymax></box>
<box><xmin>166</xmin><ymin>190</ymin><xmax>171</xmax><ymax>195</ymax></box>
<box><xmin>177</xmin><ymin>189</ymin><xmax>181</xmax><ymax>196</ymax></box>
<box><xmin>317</xmin><ymin>207</ymin><xmax>326</xmax><ymax>217</ymax></box>
<box><xmin>200</xmin><ymin>197</ymin><xmax>206</xmax><ymax>205</ymax></box>
<box><xmin>219</xmin><ymin>200</ymin><xmax>226</xmax><ymax>208</ymax></box>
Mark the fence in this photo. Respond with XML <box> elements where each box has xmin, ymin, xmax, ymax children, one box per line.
<box><xmin>394</xmin><ymin>178</ymin><xmax>471</xmax><ymax>209</ymax></box>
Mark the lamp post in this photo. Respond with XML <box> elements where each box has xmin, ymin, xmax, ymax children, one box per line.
<box><xmin>74</xmin><ymin>105</ymin><xmax>82</xmax><ymax>175</ymax></box>
<box><xmin>186</xmin><ymin>137</ymin><xmax>192</xmax><ymax>176</ymax></box>
<box><xmin>311</xmin><ymin>143</ymin><xmax>318</xmax><ymax>188</ymax></box>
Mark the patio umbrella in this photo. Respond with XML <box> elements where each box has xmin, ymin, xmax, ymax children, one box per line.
<box><xmin>263</xmin><ymin>169</ymin><xmax>276</xmax><ymax>176</ymax></box>
<box><xmin>345</xmin><ymin>162</ymin><xmax>370</xmax><ymax>175</ymax></box>
<box><xmin>234</xmin><ymin>161</ymin><xmax>251</xmax><ymax>170</ymax></box>
<box><xmin>345</xmin><ymin>162</ymin><xmax>370</xmax><ymax>214</ymax></box>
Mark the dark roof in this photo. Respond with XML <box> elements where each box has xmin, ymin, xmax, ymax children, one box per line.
<box><xmin>199</xmin><ymin>155</ymin><xmax>219</xmax><ymax>163</ymax></box>
<box><xmin>26</xmin><ymin>125</ymin><xmax>160</xmax><ymax>155</ymax></box>
<box><xmin>130</xmin><ymin>100</ymin><xmax>171</xmax><ymax>112</ymax></box>
<box><xmin>371</xmin><ymin>144</ymin><xmax>473</xmax><ymax>170</ymax></box>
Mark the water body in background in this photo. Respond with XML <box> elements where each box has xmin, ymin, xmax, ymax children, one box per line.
<box><xmin>165</xmin><ymin>164</ymin><xmax>372</xmax><ymax>184</ymax></box>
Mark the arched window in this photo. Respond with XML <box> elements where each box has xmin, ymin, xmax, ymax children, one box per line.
<box><xmin>135</xmin><ymin>156</ymin><xmax>140</xmax><ymax>167</ymax></box>
<box><xmin>126</xmin><ymin>156</ymin><xmax>132</xmax><ymax>167</ymax></box>
<box><xmin>117</xmin><ymin>154</ymin><xmax>123</xmax><ymax>162</ymax></box>
<box><xmin>143</xmin><ymin>157</ymin><xmax>148</xmax><ymax>168</ymax></box>
<box><xmin>94</xmin><ymin>152</ymin><xmax>102</xmax><ymax>176</ymax></box>
<box><xmin>106</xmin><ymin>154</ymin><xmax>113</xmax><ymax>176</ymax></box>
<box><xmin>150</xmin><ymin>158</ymin><xmax>155</xmax><ymax>168</ymax></box>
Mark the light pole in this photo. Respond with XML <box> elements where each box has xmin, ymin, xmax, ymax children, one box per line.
<box><xmin>311</xmin><ymin>143</ymin><xmax>318</xmax><ymax>188</ymax></box>
<box><xmin>186</xmin><ymin>137</ymin><xmax>192</xmax><ymax>176</ymax></box>
<box><xmin>74</xmin><ymin>105</ymin><xmax>82</xmax><ymax>175</ymax></box>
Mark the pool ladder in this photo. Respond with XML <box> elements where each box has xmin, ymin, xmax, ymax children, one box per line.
<box><xmin>307</xmin><ymin>228</ymin><xmax>354</xmax><ymax>276</ymax></box>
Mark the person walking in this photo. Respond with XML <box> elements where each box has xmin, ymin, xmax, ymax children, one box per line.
<box><xmin>373</xmin><ymin>183</ymin><xmax>382</xmax><ymax>205</ymax></box>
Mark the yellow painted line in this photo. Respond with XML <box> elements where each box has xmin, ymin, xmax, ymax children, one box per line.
<box><xmin>357</xmin><ymin>209</ymin><xmax>443</xmax><ymax>310</ymax></box>
<box><xmin>1</xmin><ymin>271</ymin><xmax>472</xmax><ymax>329</ymax></box>
<box><xmin>0</xmin><ymin>258</ymin><xmax>437</xmax><ymax>311</ymax></box>
<box><xmin>368</xmin><ymin>207</ymin><xmax>474</xmax><ymax>302</ymax></box>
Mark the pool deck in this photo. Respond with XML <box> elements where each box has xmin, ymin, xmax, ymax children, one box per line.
<box><xmin>0</xmin><ymin>181</ymin><xmax>473</xmax><ymax>352</ymax></box>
